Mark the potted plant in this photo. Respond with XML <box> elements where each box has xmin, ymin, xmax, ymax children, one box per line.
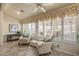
<box><xmin>16</xmin><ymin>31</ymin><xmax>22</xmax><ymax>36</ymax></box>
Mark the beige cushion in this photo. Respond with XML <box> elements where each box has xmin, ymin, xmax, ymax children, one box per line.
<box><xmin>36</xmin><ymin>41</ymin><xmax>44</xmax><ymax>46</ymax></box>
<box><xmin>18</xmin><ymin>37</ymin><xmax>30</xmax><ymax>45</ymax></box>
<box><xmin>30</xmin><ymin>40</ymin><xmax>44</xmax><ymax>48</ymax></box>
<box><xmin>37</xmin><ymin>42</ymin><xmax>53</xmax><ymax>55</ymax></box>
<box><xmin>30</xmin><ymin>40</ymin><xmax>37</xmax><ymax>43</ymax></box>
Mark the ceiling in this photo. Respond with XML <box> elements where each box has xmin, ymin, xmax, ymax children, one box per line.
<box><xmin>2</xmin><ymin>3</ymin><xmax>75</xmax><ymax>20</ymax></box>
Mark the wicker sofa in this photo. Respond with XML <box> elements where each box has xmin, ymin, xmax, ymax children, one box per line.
<box><xmin>18</xmin><ymin>36</ymin><xmax>31</xmax><ymax>45</ymax></box>
<box><xmin>37</xmin><ymin>42</ymin><xmax>53</xmax><ymax>55</ymax></box>
<box><xmin>18</xmin><ymin>33</ymin><xmax>54</xmax><ymax>55</ymax></box>
<box><xmin>30</xmin><ymin>40</ymin><xmax>53</xmax><ymax>55</ymax></box>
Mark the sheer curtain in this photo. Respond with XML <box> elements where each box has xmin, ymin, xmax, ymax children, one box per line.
<box><xmin>52</xmin><ymin>17</ymin><xmax>62</xmax><ymax>41</ymax></box>
<box><xmin>63</xmin><ymin>15</ymin><xmax>76</xmax><ymax>42</ymax></box>
<box><xmin>44</xmin><ymin>20</ymin><xmax>51</xmax><ymax>37</ymax></box>
<box><xmin>23</xmin><ymin>23</ymin><xmax>32</xmax><ymax>36</ymax></box>
<box><xmin>38</xmin><ymin>21</ymin><xmax>43</xmax><ymax>35</ymax></box>
<box><xmin>31</xmin><ymin>22</ymin><xmax>35</xmax><ymax>34</ymax></box>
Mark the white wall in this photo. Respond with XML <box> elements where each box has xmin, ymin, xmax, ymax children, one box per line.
<box><xmin>3</xmin><ymin>13</ymin><xmax>21</xmax><ymax>42</ymax></box>
<box><xmin>0</xmin><ymin>10</ymin><xmax>4</xmax><ymax>45</ymax></box>
<box><xmin>0</xmin><ymin>4</ymin><xmax>21</xmax><ymax>44</ymax></box>
<box><xmin>3</xmin><ymin>13</ymin><xmax>21</xmax><ymax>34</ymax></box>
<box><xmin>0</xmin><ymin>10</ymin><xmax>21</xmax><ymax>43</ymax></box>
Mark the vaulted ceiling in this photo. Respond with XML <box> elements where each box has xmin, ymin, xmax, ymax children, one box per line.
<box><xmin>2</xmin><ymin>3</ymin><xmax>75</xmax><ymax>20</ymax></box>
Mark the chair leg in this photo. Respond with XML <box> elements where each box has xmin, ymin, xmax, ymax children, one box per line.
<box><xmin>49</xmin><ymin>52</ymin><xmax>51</xmax><ymax>54</ymax></box>
<box><xmin>18</xmin><ymin>43</ymin><xmax>21</xmax><ymax>46</ymax></box>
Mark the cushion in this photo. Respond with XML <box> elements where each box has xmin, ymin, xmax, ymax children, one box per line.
<box><xmin>30</xmin><ymin>40</ymin><xmax>44</xmax><ymax>47</ymax></box>
<box><xmin>36</xmin><ymin>41</ymin><xmax>44</xmax><ymax>46</ymax></box>
<box><xmin>30</xmin><ymin>40</ymin><xmax>37</xmax><ymax>43</ymax></box>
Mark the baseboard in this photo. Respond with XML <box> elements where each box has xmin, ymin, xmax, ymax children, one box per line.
<box><xmin>55</xmin><ymin>48</ymin><xmax>78</xmax><ymax>56</ymax></box>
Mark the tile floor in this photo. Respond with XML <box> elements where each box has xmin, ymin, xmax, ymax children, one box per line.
<box><xmin>0</xmin><ymin>41</ymin><xmax>72</xmax><ymax>56</ymax></box>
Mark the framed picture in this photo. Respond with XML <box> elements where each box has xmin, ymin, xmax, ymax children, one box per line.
<box><xmin>9</xmin><ymin>24</ymin><xmax>18</xmax><ymax>32</ymax></box>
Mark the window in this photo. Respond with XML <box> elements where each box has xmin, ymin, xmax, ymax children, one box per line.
<box><xmin>44</xmin><ymin>20</ymin><xmax>51</xmax><ymax>36</ymax></box>
<box><xmin>52</xmin><ymin>17</ymin><xmax>62</xmax><ymax>41</ymax></box>
<box><xmin>63</xmin><ymin>15</ymin><xmax>76</xmax><ymax>41</ymax></box>
<box><xmin>22</xmin><ymin>15</ymin><xmax>76</xmax><ymax>42</ymax></box>
<box><xmin>52</xmin><ymin>19</ymin><xmax>57</xmax><ymax>33</ymax></box>
<box><xmin>31</xmin><ymin>22</ymin><xmax>35</xmax><ymax>34</ymax></box>
<box><xmin>38</xmin><ymin>21</ymin><xmax>43</xmax><ymax>36</ymax></box>
<box><xmin>23</xmin><ymin>24</ymin><xmax>27</xmax><ymax>35</ymax></box>
<box><xmin>23</xmin><ymin>23</ymin><xmax>32</xmax><ymax>35</ymax></box>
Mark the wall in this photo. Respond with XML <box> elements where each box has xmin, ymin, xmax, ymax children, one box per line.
<box><xmin>0</xmin><ymin>4</ymin><xmax>21</xmax><ymax>44</ymax></box>
<box><xmin>3</xmin><ymin>13</ymin><xmax>21</xmax><ymax>34</ymax></box>
<box><xmin>0</xmin><ymin>9</ymin><xmax>21</xmax><ymax>44</ymax></box>
<box><xmin>0</xmin><ymin>10</ymin><xmax>4</xmax><ymax>45</ymax></box>
<box><xmin>3</xmin><ymin>13</ymin><xmax>21</xmax><ymax>42</ymax></box>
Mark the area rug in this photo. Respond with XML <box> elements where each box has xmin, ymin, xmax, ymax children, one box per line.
<box><xmin>0</xmin><ymin>41</ymin><xmax>72</xmax><ymax>56</ymax></box>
